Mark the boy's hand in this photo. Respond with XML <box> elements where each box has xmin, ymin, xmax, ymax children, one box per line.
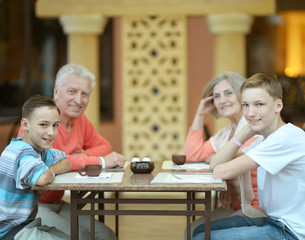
<box><xmin>235</xmin><ymin>124</ymin><xmax>256</xmax><ymax>144</ymax></box>
<box><xmin>35</xmin><ymin>168</ymin><xmax>56</xmax><ymax>186</ymax></box>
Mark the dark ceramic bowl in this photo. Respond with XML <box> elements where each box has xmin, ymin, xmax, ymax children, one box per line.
<box><xmin>130</xmin><ymin>162</ymin><xmax>155</xmax><ymax>174</ymax></box>
<box><xmin>172</xmin><ymin>155</ymin><xmax>186</xmax><ymax>165</ymax></box>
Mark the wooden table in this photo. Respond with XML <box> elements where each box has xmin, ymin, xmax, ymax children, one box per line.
<box><xmin>33</xmin><ymin>161</ymin><xmax>226</xmax><ymax>240</ymax></box>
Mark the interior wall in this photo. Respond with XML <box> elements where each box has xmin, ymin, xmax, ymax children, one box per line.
<box><xmin>98</xmin><ymin>18</ymin><xmax>122</xmax><ymax>154</ymax></box>
<box><xmin>187</xmin><ymin>17</ymin><xmax>214</xmax><ymax>135</ymax></box>
<box><xmin>98</xmin><ymin>17</ymin><xmax>214</xmax><ymax>155</ymax></box>
<box><xmin>0</xmin><ymin>16</ymin><xmax>214</xmax><ymax>154</ymax></box>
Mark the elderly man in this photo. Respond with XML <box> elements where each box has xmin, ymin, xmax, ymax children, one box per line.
<box><xmin>18</xmin><ymin>63</ymin><xmax>125</xmax><ymax>239</ymax></box>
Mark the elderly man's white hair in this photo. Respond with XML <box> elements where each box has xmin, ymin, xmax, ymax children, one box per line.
<box><xmin>55</xmin><ymin>63</ymin><xmax>96</xmax><ymax>92</ymax></box>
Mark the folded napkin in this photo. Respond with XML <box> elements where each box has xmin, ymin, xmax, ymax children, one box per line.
<box><xmin>162</xmin><ymin>160</ymin><xmax>210</xmax><ymax>170</ymax></box>
<box><xmin>169</xmin><ymin>173</ymin><xmax>222</xmax><ymax>183</ymax></box>
<box><xmin>75</xmin><ymin>172</ymin><xmax>112</xmax><ymax>179</ymax></box>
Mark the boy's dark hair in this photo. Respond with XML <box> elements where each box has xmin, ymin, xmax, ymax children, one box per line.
<box><xmin>22</xmin><ymin>95</ymin><xmax>60</xmax><ymax>118</ymax></box>
<box><xmin>241</xmin><ymin>73</ymin><xmax>283</xmax><ymax>100</ymax></box>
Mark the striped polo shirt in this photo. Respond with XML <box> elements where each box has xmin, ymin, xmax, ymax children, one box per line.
<box><xmin>0</xmin><ymin>137</ymin><xmax>65</xmax><ymax>238</ymax></box>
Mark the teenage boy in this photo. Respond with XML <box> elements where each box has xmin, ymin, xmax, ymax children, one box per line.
<box><xmin>193</xmin><ymin>73</ymin><xmax>305</xmax><ymax>240</ymax></box>
<box><xmin>0</xmin><ymin>95</ymin><xmax>72</xmax><ymax>240</ymax></box>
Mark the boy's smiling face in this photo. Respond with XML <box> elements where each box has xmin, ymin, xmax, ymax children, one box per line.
<box><xmin>241</xmin><ymin>87</ymin><xmax>283</xmax><ymax>137</ymax></box>
<box><xmin>21</xmin><ymin>106</ymin><xmax>60</xmax><ymax>152</ymax></box>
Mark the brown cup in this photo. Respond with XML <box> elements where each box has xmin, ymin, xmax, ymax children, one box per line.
<box><xmin>78</xmin><ymin>165</ymin><xmax>102</xmax><ymax>177</ymax></box>
<box><xmin>172</xmin><ymin>155</ymin><xmax>186</xmax><ymax>165</ymax></box>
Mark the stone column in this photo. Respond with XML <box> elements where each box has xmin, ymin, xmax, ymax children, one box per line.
<box><xmin>206</xmin><ymin>14</ymin><xmax>253</xmax><ymax>131</ymax></box>
<box><xmin>59</xmin><ymin>15</ymin><xmax>108</xmax><ymax>130</ymax></box>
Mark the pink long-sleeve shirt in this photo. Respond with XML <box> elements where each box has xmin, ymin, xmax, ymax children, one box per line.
<box><xmin>18</xmin><ymin>114</ymin><xmax>113</xmax><ymax>203</ymax></box>
<box><xmin>184</xmin><ymin>129</ymin><xmax>215</xmax><ymax>163</ymax></box>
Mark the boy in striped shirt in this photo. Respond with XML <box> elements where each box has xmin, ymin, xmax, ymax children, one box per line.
<box><xmin>0</xmin><ymin>95</ymin><xmax>71</xmax><ymax>239</ymax></box>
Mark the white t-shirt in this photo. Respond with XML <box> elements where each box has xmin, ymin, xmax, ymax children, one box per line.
<box><xmin>242</xmin><ymin>123</ymin><xmax>305</xmax><ymax>240</ymax></box>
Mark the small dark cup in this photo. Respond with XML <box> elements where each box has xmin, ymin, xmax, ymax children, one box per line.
<box><xmin>172</xmin><ymin>155</ymin><xmax>186</xmax><ymax>165</ymax></box>
<box><xmin>78</xmin><ymin>165</ymin><xmax>102</xmax><ymax>177</ymax></box>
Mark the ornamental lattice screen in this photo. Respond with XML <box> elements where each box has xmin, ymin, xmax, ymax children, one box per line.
<box><xmin>122</xmin><ymin>15</ymin><xmax>187</xmax><ymax>161</ymax></box>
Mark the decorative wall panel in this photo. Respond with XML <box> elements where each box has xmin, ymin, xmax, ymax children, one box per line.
<box><xmin>122</xmin><ymin>15</ymin><xmax>187</xmax><ymax>161</ymax></box>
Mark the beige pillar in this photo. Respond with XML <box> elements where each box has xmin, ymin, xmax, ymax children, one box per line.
<box><xmin>206</xmin><ymin>14</ymin><xmax>253</xmax><ymax>131</ymax></box>
<box><xmin>59</xmin><ymin>15</ymin><xmax>108</xmax><ymax>130</ymax></box>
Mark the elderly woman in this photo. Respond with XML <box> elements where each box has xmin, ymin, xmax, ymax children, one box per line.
<box><xmin>184</xmin><ymin>71</ymin><xmax>265</xmax><ymax>239</ymax></box>
<box><xmin>185</xmin><ymin>71</ymin><xmax>247</xmax><ymax>163</ymax></box>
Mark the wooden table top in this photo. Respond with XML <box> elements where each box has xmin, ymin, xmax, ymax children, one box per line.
<box><xmin>32</xmin><ymin>160</ymin><xmax>227</xmax><ymax>192</ymax></box>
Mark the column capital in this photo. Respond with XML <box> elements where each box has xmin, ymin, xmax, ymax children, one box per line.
<box><xmin>206</xmin><ymin>14</ymin><xmax>253</xmax><ymax>34</ymax></box>
<box><xmin>59</xmin><ymin>14</ymin><xmax>108</xmax><ymax>34</ymax></box>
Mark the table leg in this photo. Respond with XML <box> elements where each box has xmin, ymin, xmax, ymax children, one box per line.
<box><xmin>91</xmin><ymin>200</ymin><xmax>95</xmax><ymax>240</ymax></box>
<box><xmin>191</xmin><ymin>192</ymin><xmax>196</xmax><ymax>221</ymax></box>
<box><xmin>187</xmin><ymin>192</ymin><xmax>191</xmax><ymax>240</ymax></box>
<box><xmin>205</xmin><ymin>191</ymin><xmax>211</xmax><ymax>240</ymax></box>
<box><xmin>98</xmin><ymin>192</ymin><xmax>104</xmax><ymax>222</ymax></box>
<box><xmin>115</xmin><ymin>192</ymin><xmax>119</xmax><ymax>238</ymax></box>
<box><xmin>71</xmin><ymin>191</ymin><xmax>79</xmax><ymax>240</ymax></box>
